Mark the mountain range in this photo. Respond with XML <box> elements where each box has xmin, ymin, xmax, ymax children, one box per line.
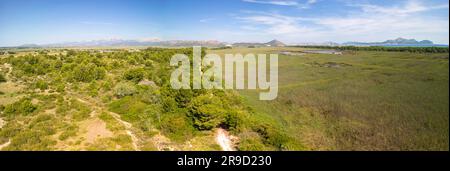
<box><xmin>19</xmin><ymin>39</ymin><xmax>225</xmax><ymax>48</ymax></box>
<box><xmin>12</xmin><ymin>37</ymin><xmax>446</xmax><ymax>48</ymax></box>
<box><xmin>342</xmin><ymin>38</ymin><xmax>436</xmax><ymax>46</ymax></box>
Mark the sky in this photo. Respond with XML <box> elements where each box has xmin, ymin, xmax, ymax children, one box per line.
<box><xmin>0</xmin><ymin>0</ymin><xmax>448</xmax><ymax>46</ymax></box>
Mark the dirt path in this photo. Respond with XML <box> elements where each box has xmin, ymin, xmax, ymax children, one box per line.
<box><xmin>107</xmin><ymin>111</ymin><xmax>140</xmax><ymax>151</ymax></box>
<box><xmin>0</xmin><ymin>139</ymin><xmax>11</xmax><ymax>150</ymax></box>
<box><xmin>74</xmin><ymin>96</ymin><xmax>141</xmax><ymax>151</ymax></box>
<box><xmin>215</xmin><ymin>128</ymin><xmax>236</xmax><ymax>151</ymax></box>
<box><xmin>70</xmin><ymin>93</ymin><xmax>179</xmax><ymax>151</ymax></box>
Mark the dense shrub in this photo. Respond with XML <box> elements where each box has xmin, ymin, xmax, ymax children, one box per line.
<box><xmin>253</xmin><ymin>123</ymin><xmax>290</xmax><ymax>150</ymax></box>
<box><xmin>55</xmin><ymin>83</ymin><xmax>65</xmax><ymax>92</ymax></box>
<box><xmin>2</xmin><ymin>98</ymin><xmax>37</xmax><ymax>118</ymax></box>
<box><xmin>34</xmin><ymin>80</ymin><xmax>48</xmax><ymax>90</ymax></box>
<box><xmin>188</xmin><ymin>94</ymin><xmax>226</xmax><ymax>130</ymax></box>
<box><xmin>86</xmin><ymin>81</ymin><xmax>99</xmax><ymax>97</ymax></box>
<box><xmin>123</xmin><ymin>68</ymin><xmax>145</xmax><ymax>82</ymax></box>
<box><xmin>223</xmin><ymin>110</ymin><xmax>243</xmax><ymax>131</ymax></box>
<box><xmin>69</xmin><ymin>99</ymin><xmax>92</xmax><ymax>121</ymax></box>
<box><xmin>109</xmin><ymin>96</ymin><xmax>149</xmax><ymax>122</ymax></box>
<box><xmin>0</xmin><ymin>47</ymin><xmax>296</xmax><ymax>151</ymax></box>
<box><xmin>72</xmin><ymin>63</ymin><xmax>106</xmax><ymax>82</ymax></box>
<box><xmin>159</xmin><ymin>112</ymin><xmax>195</xmax><ymax>142</ymax></box>
<box><xmin>8</xmin><ymin>55</ymin><xmax>51</xmax><ymax>75</ymax></box>
<box><xmin>113</xmin><ymin>82</ymin><xmax>137</xmax><ymax>98</ymax></box>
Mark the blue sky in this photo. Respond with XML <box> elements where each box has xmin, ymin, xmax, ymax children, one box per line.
<box><xmin>0</xmin><ymin>0</ymin><xmax>448</xmax><ymax>46</ymax></box>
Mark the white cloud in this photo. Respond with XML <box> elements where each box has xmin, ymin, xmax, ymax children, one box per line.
<box><xmin>237</xmin><ymin>12</ymin><xmax>313</xmax><ymax>35</ymax></box>
<box><xmin>355</xmin><ymin>0</ymin><xmax>449</xmax><ymax>16</ymax></box>
<box><xmin>242</xmin><ymin>0</ymin><xmax>318</xmax><ymax>8</ymax></box>
<box><xmin>314</xmin><ymin>0</ymin><xmax>449</xmax><ymax>42</ymax></box>
<box><xmin>243</xmin><ymin>0</ymin><xmax>299</xmax><ymax>6</ymax></box>
<box><xmin>199</xmin><ymin>18</ymin><xmax>215</xmax><ymax>23</ymax></box>
<box><xmin>307</xmin><ymin>0</ymin><xmax>317</xmax><ymax>4</ymax></box>
<box><xmin>235</xmin><ymin>0</ymin><xmax>449</xmax><ymax>44</ymax></box>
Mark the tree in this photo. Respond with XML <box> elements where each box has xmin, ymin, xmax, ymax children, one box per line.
<box><xmin>188</xmin><ymin>94</ymin><xmax>226</xmax><ymax>130</ymax></box>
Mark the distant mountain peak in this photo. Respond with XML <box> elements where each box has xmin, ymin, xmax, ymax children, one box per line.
<box><xmin>266</xmin><ymin>39</ymin><xmax>286</xmax><ymax>46</ymax></box>
<box><xmin>231</xmin><ymin>39</ymin><xmax>286</xmax><ymax>47</ymax></box>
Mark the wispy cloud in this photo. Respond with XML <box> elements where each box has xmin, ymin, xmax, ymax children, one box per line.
<box><xmin>237</xmin><ymin>12</ymin><xmax>312</xmax><ymax>35</ymax></box>
<box><xmin>80</xmin><ymin>21</ymin><xmax>114</xmax><ymax>25</ymax></box>
<box><xmin>242</xmin><ymin>0</ymin><xmax>318</xmax><ymax>8</ymax></box>
<box><xmin>199</xmin><ymin>18</ymin><xmax>215</xmax><ymax>23</ymax></box>
<box><xmin>353</xmin><ymin>0</ymin><xmax>449</xmax><ymax>16</ymax></box>
<box><xmin>243</xmin><ymin>0</ymin><xmax>299</xmax><ymax>6</ymax></box>
<box><xmin>315</xmin><ymin>0</ymin><xmax>449</xmax><ymax>37</ymax></box>
<box><xmin>235</xmin><ymin>0</ymin><xmax>449</xmax><ymax>43</ymax></box>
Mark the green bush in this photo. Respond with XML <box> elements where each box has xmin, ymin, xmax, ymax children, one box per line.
<box><xmin>2</xmin><ymin>98</ymin><xmax>37</xmax><ymax>118</ymax></box>
<box><xmin>34</xmin><ymin>80</ymin><xmax>48</xmax><ymax>90</ymax></box>
<box><xmin>4</xmin><ymin>129</ymin><xmax>56</xmax><ymax>150</ymax></box>
<box><xmin>113</xmin><ymin>82</ymin><xmax>137</xmax><ymax>98</ymax></box>
<box><xmin>109</xmin><ymin>96</ymin><xmax>149</xmax><ymax>122</ymax></box>
<box><xmin>188</xmin><ymin>94</ymin><xmax>226</xmax><ymax>130</ymax></box>
<box><xmin>55</xmin><ymin>99</ymin><xmax>70</xmax><ymax>116</ymax></box>
<box><xmin>223</xmin><ymin>110</ymin><xmax>243</xmax><ymax>131</ymax></box>
<box><xmin>86</xmin><ymin>81</ymin><xmax>99</xmax><ymax>97</ymax></box>
<box><xmin>139</xmin><ymin>88</ymin><xmax>160</xmax><ymax>104</ymax></box>
<box><xmin>101</xmin><ymin>79</ymin><xmax>113</xmax><ymax>91</ymax></box>
<box><xmin>9</xmin><ymin>55</ymin><xmax>51</xmax><ymax>75</ymax></box>
<box><xmin>159</xmin><ymin>112</ymin><xmax>195</xmax><ymax>142</ymax></box>
<box><xmin>123</xmin><ymin>68</ymin><xmax>145</xmax><ymax>82</ymax></box>
<box><xmin>72</xmin><ymin>63</ymin><xmax>106</xmax><ymax>82</ymax></box>
<box><xmin>70</xmin><ymin>99</ymin><xmax>92</xmax><ymax>121</ymax></box>
<box><xmin>253</xmin><ymin>123</ymin><xmax>290</xmax><ymax>150</ymax></box>
<box><xmin>56</xmin><ymin>83</ymin><xmax>65</xmax><ymax>92</ymax></box>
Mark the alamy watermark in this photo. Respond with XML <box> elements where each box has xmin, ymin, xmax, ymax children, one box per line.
<box><xmin>170</xmin><ymin>46</ymin><xmax>278</xmax><ymax>100</ymax></box>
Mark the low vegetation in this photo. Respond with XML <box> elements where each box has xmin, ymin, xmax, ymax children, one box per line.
<box><xmin>0</xmin><ymin>46</ymin><xmax>448</xmax><ymax>151</ymax></box>
<box><xmin>291</xmin><ymin>45</ymin><xmax>449</xmax><ymax>53</ymax></box>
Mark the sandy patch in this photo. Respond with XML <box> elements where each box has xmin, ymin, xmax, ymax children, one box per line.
<box><xmin>0</xmin><ymin>82</ymin><xmax>23</xmax><ymax>94</ymax></box>
<box><xmin>81</xmin><ymin>118</ymin><xmax>113</xmax><ymax>143</ymax></box>
<box><xmin>44</xmin><ymin>108</ymin><xmax>56</xmax><ymax>115</ymax></box>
